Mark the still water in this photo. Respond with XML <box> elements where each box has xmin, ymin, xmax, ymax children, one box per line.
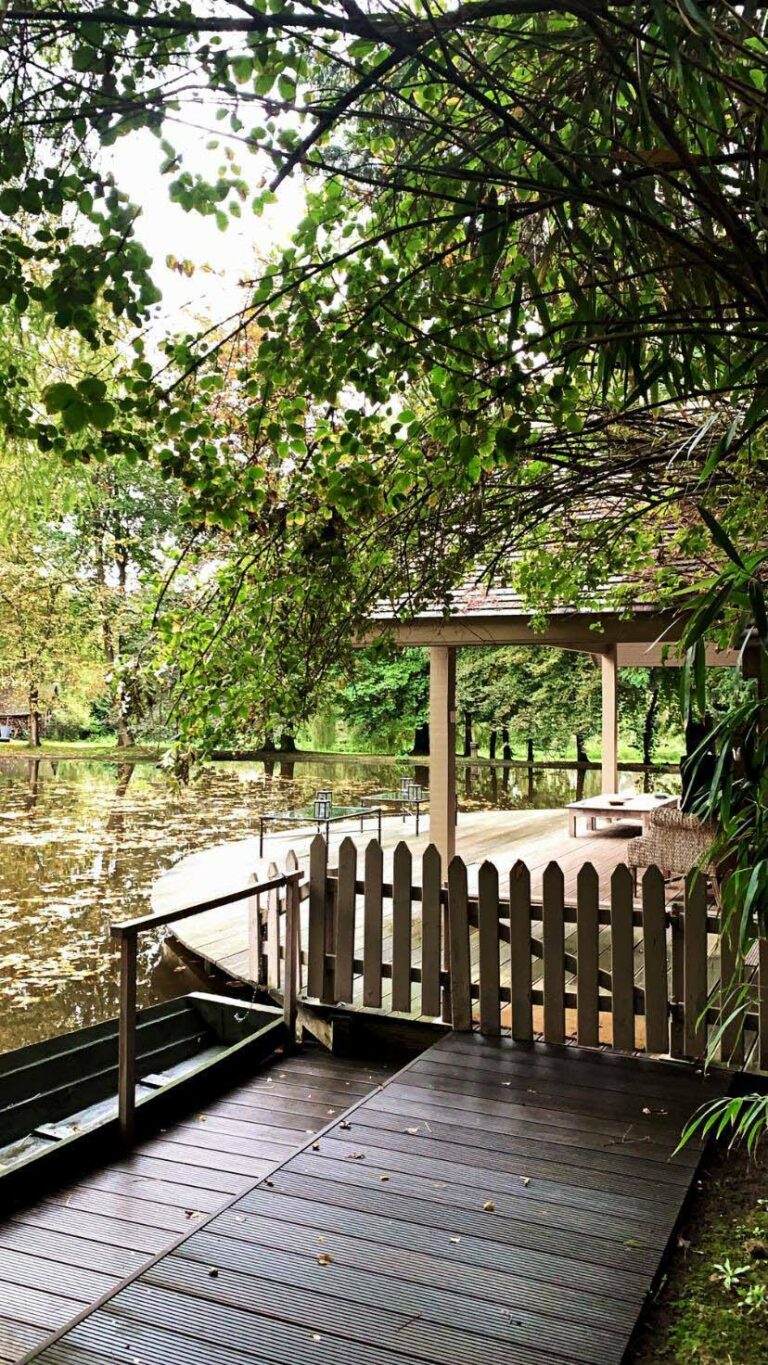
<box><xmin>0</xmin><ymin>754</ymin><xmax>663</xmax><ymax>1054</ymax></box>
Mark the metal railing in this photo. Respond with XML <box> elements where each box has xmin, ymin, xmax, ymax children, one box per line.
<box><xmin>111</xmin><ymin>864</ymin><xmax>303</xmax><ymax>1144</ymax></box>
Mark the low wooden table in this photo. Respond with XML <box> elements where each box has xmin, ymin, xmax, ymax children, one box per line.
<box><xmin>567</xmin><ymin>792</ymin><xmax>676</xmax><ymax>837</ymax></box>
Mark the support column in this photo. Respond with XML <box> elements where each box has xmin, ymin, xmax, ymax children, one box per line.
<box><xmin>429</xmin><ymin>646</ymin><xmax>456</xmax><ymax>866</ymax></box>
<box><xmin>601</xmin><ymin>645</ymin><xmax>619</xmax><ymax>793</ymax></box>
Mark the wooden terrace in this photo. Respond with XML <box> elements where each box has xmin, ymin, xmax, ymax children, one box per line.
<box><xmin>0</xmin><ymin>1044</ymin><xmax>396</xmax><ymax>1362</ymax></box>
<box><xmin>23</xmin><ymin>1032</ymin><xmax>728</xmax><ymax>1365</ymax></box>
<box><xmin>159</xmin><ymin>805</ymin><xmax>653</xmax><ymax>988</ymax></box>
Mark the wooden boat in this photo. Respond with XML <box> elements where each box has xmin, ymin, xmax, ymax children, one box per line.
<box><xmin>0</xmin><ymin>992</ymin><xmax>285</xmax><ymax>1194</ymax></box>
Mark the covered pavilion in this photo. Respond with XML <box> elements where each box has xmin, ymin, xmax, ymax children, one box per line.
<box><xmin>370</xmin><ymin>579</ymin><xmax>745</xmax><ymax>867</ymax></box>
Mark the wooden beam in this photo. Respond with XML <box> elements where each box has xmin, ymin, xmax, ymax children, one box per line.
<box><xmin>617</xmin><ymin>642</ymin><xmax>742</xmax><ymax>668</ymax></box>
<box><xmin>601</xmin><ymin>645</ymin><xmax>618</xmax><ymax>793</ymax></box>
<box><xmin>366</xmin><ymin>611</ymin><xmax>685</xmax><ymax>649</ymax></box>
<box><xmin>429</xmin><ymin>646</ymin><xmax>456</xmax><ymax>866</ymax></box>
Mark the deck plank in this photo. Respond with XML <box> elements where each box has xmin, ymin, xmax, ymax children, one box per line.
<box><xmin>29</xmin><ymin>1033</ymin><xmax>729</xmax><ymax>1365</ymax></box>
<box><xmin>0</xmin><ymin>1045</ymin><xmax>393</xmax><ymax>1364</ymax></box>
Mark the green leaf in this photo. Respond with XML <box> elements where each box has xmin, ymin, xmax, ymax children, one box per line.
<box><xmin>77</xmin><ymin>377</ymin><xmax>108</xmax><ymax>402</ymax></box>
<box><xmin>89</xmin><ymin>400</ymin><xmax>116</xmax><ymax>429</ymax></box>
<box><xmin>60</xmin><ymin>398</ymin><xmax>90</xmax><ymax>433</ymax></box>
<box><xmin>43</xmin><ymin>382</ymin><xmax>78</xmax><ymax>414</ymax></box>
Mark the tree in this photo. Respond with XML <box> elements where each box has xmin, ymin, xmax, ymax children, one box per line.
<box><xmin>458</xmin><ymin>647</ymin><xmax>602</xmax><ymax>761</ymax></box>
<box><xmin>0</xmin><ymin>522</ymin><xmax>102</xmax><ymax>744</ymax></box>
<box><xmin>1</xmin><ymin>4</ymin><xmax>766</xmax><ymax>747</ymax></box>
<box><xmin>337</xmin><ymin>647</ymin><xmax>428</xmax><ymax>753</ymax></box>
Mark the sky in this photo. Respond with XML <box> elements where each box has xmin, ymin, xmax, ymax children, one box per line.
<box><xmin>111</xmin><ymin>125</ymin><xmax>306</xmax><ymax>339</ymax></box>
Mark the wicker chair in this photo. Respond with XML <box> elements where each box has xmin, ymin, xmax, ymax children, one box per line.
<box><xmin>626</xmin><ymin>802</ymin><xmax>717</xmax><ymax>888</ymax></box>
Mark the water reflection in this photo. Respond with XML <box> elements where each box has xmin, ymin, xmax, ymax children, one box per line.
<box><xmin>0</xmin><ymin>755</ymin><xmax>677</xmax><ymax>1054</ymax></box>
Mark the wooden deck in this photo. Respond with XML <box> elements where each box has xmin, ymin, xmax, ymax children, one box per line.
<box><xmin>0</xmin><ymin>1045</ymin><xmax>395</xmax><ymax>1363</ymax></box>
<box><xmin>159</xmin><ymin>807</ymin><xmax>651</xmax><ymax>987</ymax></box>
<box><xmin>28</xmin><ymin>1032</ymin><xmax>729</xmax><ymax>1365</ymax></box>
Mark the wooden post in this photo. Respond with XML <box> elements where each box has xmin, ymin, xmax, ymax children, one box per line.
<box><xmin>283</xmin><ymin>853</ymin><xmax>300</xmax><ymax>1045</ymax></box>
<box><xmin>246</xmin><ymin>872</ymin><xmax>264</xmax><ymax>985</ymax></box>
<box><xmin>429</xmin><ymin>646</ymin><xmax>457</xmax><ymax>866</ymax></box>
<box><xmin>117</xmin><ymin>931</ymin><xmax>138</xmax><ymax>1146</ymax></box>
<box><xmin>601</xmin><ymin>645</ymin><xmax>619</xmax><ymax>793</ymax></box>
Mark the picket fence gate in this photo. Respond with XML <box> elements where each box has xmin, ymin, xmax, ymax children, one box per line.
<box><xmin>248</xmin><ymin>836</ymin><xmax>768</xmax><ymax>1070</ymax></box>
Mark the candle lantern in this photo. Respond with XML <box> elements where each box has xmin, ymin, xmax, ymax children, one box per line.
<box><xmin>400</xmin><ymin>776</ymin><xmax>411</xmax><ymax>798</ymax></box>
<box><xmin>314</xmin><ymin>789</ymin><xmax>332</xmax><ymax>820</ymax></box>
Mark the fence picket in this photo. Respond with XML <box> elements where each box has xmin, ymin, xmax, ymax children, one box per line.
<box><xmin>670</xmin><ymin>899</ymin><xmax>685</xmax><ymax>1058</ymax></box>
<box><xmin>478</xmin><ymin>860</ymin><xmax>500</xmax><ymax>1037</ymax></box>
<box><xmin>759</xmin><ymin>939</ymin><xmax>768</xmax><ymax>1073</ymax></box>
<box><xmin>542</xmin><ymin>861</ymin><xmax>565</xmax><ymax>1044</ymax></box>
<box><xmin>684</xmin><ymin>872</ymin><xmax>708</xmax><ymax>1058</ymax></box>
<box><xmin>363</xmin><ymin>840</ymin><xmax>384</xmax><ymax>1009</ymax></box>
<box><xmin>611</xmin><ymin>864</ymin><xmax>635</xmax><ymax>1052</ymax></box>
<box><xmin>641</xmin><ymin>866</ymin><xmax>668</xmax><ymax>1055</ymax></box>
<box><xmin>509</xmin><ymin>861</ymin><xmax>532</xmax><ymax>1041</ymax></box>
<box><xmin>392</xmin><ymin>842</ymin><xmax>413</xmax><ymax>1013</ymax></box>
<box><xmin>306</xmin><ymin>835</ymin><xmax>328</xmax><ymax>1000</ymax></box>
<box><xmin>576</xmin><ymin>862</ymin><xmax>599</xmax><ymax>1048</ymax></box>
<box><xmin>335</xmin><ymin>838</ymin><xmax>357</xmax><ymax>1004</ymax></box>
<box><xmin>448</xmin><ymin>856</ymin><xmax>471</xmax><ymax>1031</ymax></box>
<box><xmin>718</xmin><ymin>911</ymin><xmax>743</xmax><ymax>1068</ymax></box>
<box><xmin>421</xmin><ymin>844</ymin><xmax>442</xmax><ymax>1018</ymax></box>
<box><xmin>266</xmin><ymin>860</ymin><xmax>280</xmax><ymax>991</ymax></box>
<box><xmin>246</xmin><ymin>872</ymin><xmax>264</xmax><ymax>986</ymax></box>
<box><xmin>283</xmin><ymin>850</ymin><xmax>300</xmax><ymax>1039</ymax></box>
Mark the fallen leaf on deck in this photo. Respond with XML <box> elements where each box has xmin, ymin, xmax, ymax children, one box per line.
<box><xmin>316</xmin><ymin>1253</ymin><xmax>334</xmax><ymax>1266</ymax></box>
<box><xmin>483</xmin><ymin>1201</ymin><xmax>496</xmax><ymax>1212</ymax></box>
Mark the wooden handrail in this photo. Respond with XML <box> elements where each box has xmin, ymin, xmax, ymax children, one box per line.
<box><xmin>111</xmin><ymin>872</ymin><xmax>300</xmax><ymax>939</ymax></box>
<box><xmin>112</xmin><ymin>869</ymin><xmax>302</xmax><ymax>1145</ymax></box>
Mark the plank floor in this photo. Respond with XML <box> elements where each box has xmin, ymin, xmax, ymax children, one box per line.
<box><xmin>0</xmin><ymin>1045</ymin><xmax>395</xmax><ymax>1364</ymax></box>
<box><xmin>28</xmin><ymin>1033</ymin><xmax>729</xmax><ymax>1365</ymax></box>
<box><xmin>160</xmin><ymin>806</ymin><xmax>662</xmax><ymax>992</ymax></box>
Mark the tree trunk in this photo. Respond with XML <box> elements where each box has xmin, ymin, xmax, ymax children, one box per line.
<box><xmin>575</xmin><ymin>732</ymin><xmax>589</xmax><ymax>764</ymax></box>
<box><xmin>278</xmin><ymin>730</ymin><xmax>297</xmax><ymax>752</ymax></box>
<box><xmin>526</xmin><ymin>735</ymin><xmax>534</xmax><ymax>764</ymax></box>
<box><xmin>28</xmin><ymin>683</ymin><xmax>41</xmax><ymax>748</ymax></box>
<box><xmin>643</xmin><ymin>685</ymin><xmax>660</xmax><ymax>766</ymax></box>
<box><xmin>411</xmin><ymin>722</ymin><xmax>430</xmax><ymax>755</ymax></box>
<box><xmin>502</xmin><ymin>725</ymin><xmax>511</xmax><ymax>762</ymax></box>
<box><xmin>488</xmin><ymin>728</ymin><xmax>497</xmax><ymax>761</ymax></box>
<box><xmin>462</xmin><ymin>711</ymin><xmax>473</xmax><ymax>758</ymax></box>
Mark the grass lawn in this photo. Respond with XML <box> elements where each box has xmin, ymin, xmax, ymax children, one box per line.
<box><xmin>629</xmin><ymin>1141</ymin><xmax>768</xmax><ymax>1363</ymax></box>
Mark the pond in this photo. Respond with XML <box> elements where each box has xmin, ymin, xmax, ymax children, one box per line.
<box><xmin>0</xmin><ymin>754</ymin><xmax>676</xmax><ymax>1054</ymax></box>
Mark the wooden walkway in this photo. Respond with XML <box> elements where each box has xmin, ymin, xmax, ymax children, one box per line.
<box><xmin>28</xmin><ymin>1033</ymin><xmax>729</xmax><ymax>1365</ymax></box>
<box><xmin>0</xmin><ymin>1045</ymin><xmax>395</xmax><ymax>1363</ymax></box>
<box><xmin>159</xmin><ymin>807</ymin><xmax>651</xmax><ymax>986</ymax></box>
